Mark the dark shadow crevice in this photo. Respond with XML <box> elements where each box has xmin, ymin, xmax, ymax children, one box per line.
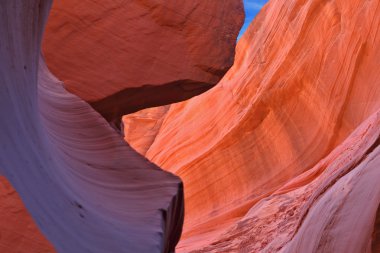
<box><xmin>88</xmin><ymin>79</ymin><xmax>214</xmax><ymax>131</ymax></box>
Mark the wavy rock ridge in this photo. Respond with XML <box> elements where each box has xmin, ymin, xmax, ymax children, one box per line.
<box><xmin>0</xmin><ymin>0</ymin><xmax>243</xmax><ymax>252</ymax></box>
<box><xmin>123</xmin><ymin>0</ymin><xmax>380</xmax><ymax>251</ymax></box>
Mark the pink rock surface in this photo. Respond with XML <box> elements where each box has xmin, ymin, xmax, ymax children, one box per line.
<box><xmin>123</xmin><ymin>105</ymin><xmax>171</xmax><ymax>155</ymax></box>
<box><xmin>1</xmin><ymin>0</ymin><xmax>380</xmax><ymax>252</ymax></box>
<box><xmin>0</xmin><ymin>1</ymin><xmax>220</xmax><ymax>252</ymax></box>
<box><xmin>43</xmin><ymin>0</ymin><xmax>244</xmax><ymax>126</ymax></box>
<box><xmin>123</xmin><ymin>0</ymin><xmax>380</xmax><ymax>251</ymax></box>
<box><xmin>0</xmin><ymin>0</ymin><xmax>243</xmax><ymax>252</ymax></box>
<box><xmin>0</xmin><ymin>0</ymin><xmax>242</xmax><ymax>253</ymax></box>
<box><xmin>187</xmin><ymin>110</ymin><xmax>380</xmax><ymax>252</ymax></box>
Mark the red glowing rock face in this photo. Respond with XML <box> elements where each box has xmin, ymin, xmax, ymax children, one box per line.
<box><xmin>123</xmin><ymin>0</ymin><xmax>380</xmax><ymax>251</ymax></box>
<box><xmin>0</xmin><ymin>177</ymin><xmax>54</xmax><ymax>253</ymax></box>
<box><xmin>0</xmin><ymin>1</ymin><xmax>243</xmax><ymax>253</ymax></box>
<box><xmin>42</xmin><ymin>0</ymin><xmax>244</xmax><ymax>126</ymax></box>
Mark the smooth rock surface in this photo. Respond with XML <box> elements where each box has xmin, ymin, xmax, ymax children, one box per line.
<box><xmin>186</xmin><ymin>110</ymin><xmax>380</xmax><ymax>252</ymax></box>
<box><xmin>43</xmin><ymin>0</ymin><xmax>244</xmax><ymax>126</ymax></box>
<box><xmin>0</xmin><ymin>0</ymin><xmax>243</xmax><ymax>253</ymax></box>
<box><xmin>0</xmin><ymin>177</ymin><xmax>54</xmax><ymax>253</ymax></box>
<box><xmin>0</xmin><ymin>0</ymin><xmax>238</xmax><ymax>252</ymax></box>
<box><xmin>123</xmin><ymin>105</ymin><xmax>171</xmax><ymax>155</ymax></box>
<box><xmin>0</xmin><ymin>0</ymin><xmax>243</xmax><ymax>252</ymax></box>
<box><xmin>124</xmin><ymin>0</ymin><xmax>380</xmax><ymax>251</ymax></box>
<box><xmin>2</xmin><ymin>0</ymin><xmax>380</xmax><ymax>252</ymax></box>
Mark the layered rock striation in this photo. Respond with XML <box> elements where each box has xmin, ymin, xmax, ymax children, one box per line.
<box><xmin>124</xmin><ymin>0</ymin><xmax>380</xmax><ymax>251</ymax></box>
<box><xmin>0</xmin><ymin>0</ymin><xmax>243</xmax><ymax>252</ymax></box>
<box><xmin>1</xmin><ymin>0</ymin><xmax>380</xmax><ymax>252</ymax></box>
<box><xmin>43</xmin><ymin>0</ymin><xmax>244</xmax><ymax>127</ymax></box>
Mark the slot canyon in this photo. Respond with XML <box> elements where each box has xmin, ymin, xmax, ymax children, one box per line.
<box><xmin>0</xmin><ymin>0</ymin><xmax>379</xmax><ymax>252</ymax></box>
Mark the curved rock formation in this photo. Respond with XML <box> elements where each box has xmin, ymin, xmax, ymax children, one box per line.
<box><xmin>123</xmin><ymin>105</ymin><xmax>171</xmax><ymax>155</ymax></box>
<box><xmin>0</xmin><ymin>1</ymin><xmax>242</xmax><ymax>252</ymax></box>
<box><xmin>185</xmin><ymin>110</ymin><xmax>380</xmax><ymax>252</ymax></box>
<box><xmin>43</xmin><ymin>0</ymin><xmax>244</xmax><ymax>126</ymax></box>
<box><xmin>2</xmin><ymin>0</ymin><xmax>380</xmax><ymax>252</ymax></box>
<box><xmin>124</xmin><ymin>0</ymin><xmax>380</xmax><ymax>251</ymax></box>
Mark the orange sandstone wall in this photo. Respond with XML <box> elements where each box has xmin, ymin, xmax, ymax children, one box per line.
<box><xmin>1</xmin><ymin>0</ymin><xmax>379</xmax><ymax>252</ymax></box>
<box><xmin>186</xmin><ymin>110</ymin><xmax>380</xmax><ymax>252</ymax></box>
<box><xmin>124</xmin><ymin>0</ymin><xmax>380</xmax><ymax>251</ymax></box>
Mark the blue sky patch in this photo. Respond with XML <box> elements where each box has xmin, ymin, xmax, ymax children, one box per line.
<box><xmin>239</xmin><ymin>0</ymin><xmax>268</xmax><ymax>38</ymax></box>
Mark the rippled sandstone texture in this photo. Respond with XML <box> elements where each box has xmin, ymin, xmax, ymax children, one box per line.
<box><xmin>124</xmin><ymin>0</ymin><xmax>380</xmax><ymax>251</ymax></box>
<box><xmin>0</xmin><ymin>0</ymin><xmax>243</xmax><ymax>252</ymax></box>
<box><xmin>43</xmin><ymin>0</ymin><xmax>244</xmax><ymax>127</ymax></box>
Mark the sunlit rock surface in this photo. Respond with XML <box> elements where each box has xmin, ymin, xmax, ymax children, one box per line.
<box><xmin>124</xmin><ymin>0</ymin><xmax>380</xmax><ymax>251</ymax></box>
<box><xmin>0</xmin><ymin>0</ymin><xmax>243</xmax><ymax>252</ymax></box>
